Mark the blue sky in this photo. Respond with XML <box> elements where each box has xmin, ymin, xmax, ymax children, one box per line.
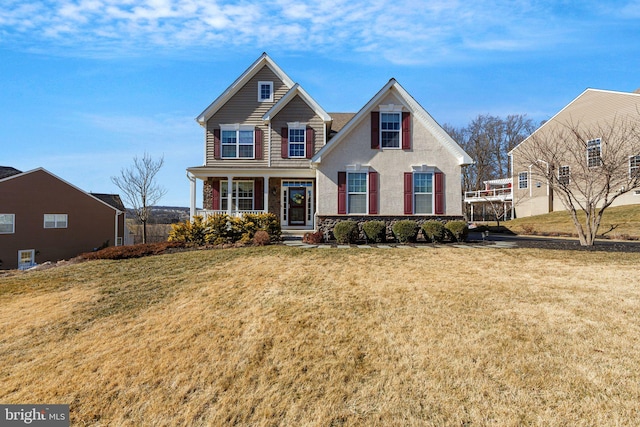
<box><xmin>2</xmin><ymin>0</ymin><xmax>640</xmax><ymax>207</ymax></box>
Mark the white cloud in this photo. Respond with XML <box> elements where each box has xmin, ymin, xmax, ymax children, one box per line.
<box><xmin>0</xmin><ymin>0</ymin><xmax>607</xmax><ymax>64</ymax></box>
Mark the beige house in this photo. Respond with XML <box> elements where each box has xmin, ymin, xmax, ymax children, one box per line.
<box><xmin>187</xmin><ymin>54</ymin><xmax>472</xmax><ymax>231</ymax></box>
<box><xmin>508</xmin><ymin>88</ymin><xmax>640</xmax><ymax>218</ymax></box>
<box><xmin>312</xmin><ymin>79</ymin><xmax>473</xmax><ymax>221</ymax></box>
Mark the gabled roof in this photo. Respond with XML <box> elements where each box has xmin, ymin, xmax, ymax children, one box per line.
<box><xmin>311</xmin><ymin>79</ymin><xmax>473</xmax><ymax>166</ymax></box>
<box><xmin>0</xmin><ymin>167</ymin><xmax>124</xmax><ymax>213</ymax></box>
<box><xmin>509</xmin><ymin>88</ymin><xmax>640</xmax><ymax>155</ymax></box>
<box><xmin>328</xmin><ymin>113</ymin><xmax>356</xmax><ymax>138</ymax></box>
<box><xmin>196</xmin><ymin>53</ymin><xmax>295</xmax><ymax>126</ymax></box>
<box><xmin>90</xmin><ymin>193</ymin><xmax>126</xmax><ymax>211</ymax></box>
<box><xmin>0</xmin><ymin>166</ymin><xmax>21</xmax><ymax>179</ymax></box>
<box><xmin>262</xmin><ymin>83</ymin><xmax>332</xmax><ymax>123</ymax></box>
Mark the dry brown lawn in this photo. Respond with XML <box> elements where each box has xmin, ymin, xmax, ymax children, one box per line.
<box><xmin>1</xmin><ymin>246</ymin><xmax>639</xmax><ymax>426</ymax></box>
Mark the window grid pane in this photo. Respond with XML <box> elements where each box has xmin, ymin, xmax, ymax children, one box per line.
<box><xmin>413</xmin><ymin>173</ymin><xmax>433</xmax><ymax>214</ymax></box>
<box><xmin>518</xmin><ymin>172</ymin><xmax>528</xmax><ymax>189</ymax></box>
<box><xmin>587</xmin><ymin>138</ymin><xmax>602</xmax><ymax>167</ymax></box>
<box><xmin>348</xmin><ymin>173</ymin><xmax>367</xmax><ymax>214</ymax></box>
<box><xmin>289</xmin><ymin>128</ymin><xmax>305</xmax><ymax>157</ymax></box>
<box><xmin>381</xmin><ymin>113</ymin><xmax>400</xmax><ymax>148</ymax></box>
<box><xmin>630</xmin><ymin>155</ymin><xmax>640</xmax><ymax>177</ymax></box>
<box><xmin>558</xmin><ymin>166</ymin><xmax>570</xmax><ymax>185</ymax></box>
<box><xmin>0</xmin><ymin>214</ymin><xmax>14</xmax><ymax>233</ymax></box>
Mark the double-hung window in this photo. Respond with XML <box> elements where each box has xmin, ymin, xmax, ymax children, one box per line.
<box><xmin>587</xmin><ymin>138</ymin><xmax>602</xmax><ymax>168</ymax></box>
<box><xmin>44</xmin><ymin>214</ymin><xmax>67</xmax><ymax>229</ymax></box>
<box><xmin>558</xmin><ymin>165</ymin><xmax>570</xmax><ymax>185</ymax></box>
<box><xmin>414</xmin><ymin>173</ymin><xmax>433</xmax><ymax>214</ymax></box>
<box><xmin>258</xmin><ymin>81</ymin><xmax>273</xmax><ymax>102</ymax></box>
<box><xmin>0</xmin><ymin>214</ymin><xmax>15</xmax><ymax>233</ymax></box>
<box><xmin>288</xmin><ymin>126</ymin><xmax>306</xmax><ymax>158</ymax></box>
<box><xmin>518</xmin><ymin>172</ymin><xmax>528</xmax><ymax>189</ymax></box>
<box><xmin>347</xmin><ymin>172</ymin><xmax>367</xmax><ymax>214</ymax></box>
<box><xmin>630</xmin><ymin>155</ymin><xmax>640</xmax><ymax>178</ymax></box>
<box><xmin>380</xmin><ymin>113</ymin><xmax>401</xmax><ymax>148</ymax></box>
<box><xmin>220</xmin><ymin>181</ymin><xmax>254</xmax><ymax>211</ymax></box>
<box><xmin>221</xmin><ymin>125</ymin><xmax>254</xmax><ymax>159</ymax></box>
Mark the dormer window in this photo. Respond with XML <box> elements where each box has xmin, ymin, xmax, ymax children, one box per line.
<box><xmin>380</xmin><ymin>113</ymin><xmax>401</xmax><ymax>148</ymax></box>
<box><xmin>258</xmin><ymin>81</ymin><xmax>273</xmax><ymax>102</ymax></box>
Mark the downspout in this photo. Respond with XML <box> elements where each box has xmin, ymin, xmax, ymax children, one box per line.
<box><xmin>510</xmin><ymin>153</ymin><xmax>515</xmax><ymax>220</ymax></box>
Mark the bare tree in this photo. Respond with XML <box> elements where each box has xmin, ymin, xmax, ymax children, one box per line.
<box><xmin>111</xmin><ymin>153</ymin><xmax>167</xmax><ymax>244</ymax></box>
<box><xmin>515</xmin><ymin>117</ymin><xmax>640</xmax><ymax>245</ymax></box>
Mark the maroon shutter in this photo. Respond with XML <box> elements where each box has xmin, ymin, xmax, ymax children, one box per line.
<box><xmin>371</xmin><ymin>111</ymin><xmax>380</xmax><ymax>149</ymax></box>
<box><xmin>434</xmin><ymin>172</ymin><xmax>444</xmax><ymax>215</ymax></box>
<box><xmin>213</xmin><ymin>129</ymin><xmax>221</xmax><ymax>159</ymax></box>
<box><xmin>255</xmin><ymin>128</ymin><xmax>263</xmax><ymax>160</ymax></box>
<box><xmin>281</xmin><ymin>127</ymin><xmax>288</xmax><ymax>158</ymax></box>
<box><xmin>338</xmin><ymin>172</ymin><xmax>347</xmax><ymax>214</ymax></box>
<box><xmin>369</xmin><ymin>171</ymin><xmax>378</xmax><ymax>215</ymax></box>
<box><xmin>212</xmin><ymin>179</ymin><xmax>220</xmax><ymax>210</ymax></box>
<box><xmin>402</xmin><ymin>112</ymin><xmax>411</xmax><ymax>150</ymax></box>
<box><xmin>306</xmin><ymin>127</ymin><xmax>314</xmax><ymax>159</ymax></box>
<box><xmin>404</xmin><ymin>172</ymin><xmax>413</xmax><ymax>214</ymax></box>
<box><xmin>254</xmin><ymin>178</ymin><xmax>264</xmax><ymax>210</ymax></box>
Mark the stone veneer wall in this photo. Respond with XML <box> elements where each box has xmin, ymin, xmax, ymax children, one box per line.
<box><xmin>316</xmin><ymin>215</ymin><xmax>463</xmax><ymax>242</ymax></box>
<box><xmin>202</xmin><ymin>178</ymin><xmax>213</xmax><ymax>211</ymax></box>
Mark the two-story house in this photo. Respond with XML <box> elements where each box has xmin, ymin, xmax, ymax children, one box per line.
<box><xmin>187</xmin><ymin>54</ymin><xmax>473</xmax><ymax>232</ymax></box>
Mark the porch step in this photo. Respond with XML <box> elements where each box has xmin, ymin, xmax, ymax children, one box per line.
<box><xmin>281</xmin><ymin>229</ymin><xmax>308</xmax><ymax>241</ymax></box>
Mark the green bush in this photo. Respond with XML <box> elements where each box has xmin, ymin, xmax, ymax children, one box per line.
<box><xmin>392</xmin><ymin>220</ymin><xmax>419</xmax><ymax>243</ymax></box>
<box><xmin>362</xmin><ymin>220</ymin><xmax>386</xmax><ymax>243</ymax></box>
<box><xmin>445</xmin><ymin>220</ymin><xmax>469</xmax><ymax>242</ymax></box>
<box><xmin>333</xmin><ymin>221</ymin><xmax>359</xmax><ymax>244</ymax></box>
<box><xmin>242</xmin><ymin>213</ymin><xmax>281</xmax><ymax>242</ymax></box>
<box><xmin>421</xmin><ymin>220</ymin><xmax>446</xmax><ymax>243</ymax></box>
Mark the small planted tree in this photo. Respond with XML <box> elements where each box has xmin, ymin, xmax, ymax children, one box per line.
<box><xmin>111</xmin><ymin>153</ymin><xmax>166</xmax><ymax>244</ymax></box>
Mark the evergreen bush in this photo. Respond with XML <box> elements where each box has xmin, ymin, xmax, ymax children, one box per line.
<box><xmin>362</xmin><ymin>220</ymin><xmax>386</xmax><ymax>243</ymax></box>
<box><xmin>421</xmin><ymin>220</ymin><xmax>446</xmax><ymax>243</ymax></box>
<box><xmin>392</xmin><ymin>220</ymin><xmax>419</xmax><ymax>243</ymax></box>
<box><xmin>445</xmin><ymin>220</ymin><xmax>469</xmax><ymax>242</ymax></box>
<box><xmin>333</xmin><ymin>221</ymin><xmax>359</xmax><ymax>244</ymax></box>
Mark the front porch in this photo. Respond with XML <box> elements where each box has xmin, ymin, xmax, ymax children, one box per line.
<box><xmin>187</xmin><ymin>167</ymin><xmax>316</xmax><ymax>231</ymax></box>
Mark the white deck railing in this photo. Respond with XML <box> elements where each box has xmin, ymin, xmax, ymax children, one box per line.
<box><xmin>464</xmin><ymin>187</ymin><xmax>513</xmax><ymax>202</ymax></box>
<box><xmin>196</xmin><ymin>209</ymin><xmax>267</xmax><ymax>219</ymax></box>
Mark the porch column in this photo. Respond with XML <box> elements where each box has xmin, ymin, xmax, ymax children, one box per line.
<box><xmin>470</xmin><ymin>203</ymin><xmax>474</xmax><ymax>222</ymax></box>
<box><xmin>227</xmin><ymin>176</ymin><xmax>233</xmax><ymax>215</ymax></box>
<box><xmin>188</xmin><ymin>172</ymin><xmax>196</xmax><ymax>220</ymax></box>
<box><xmin>263</xmin><ymin>175</ymin><xmax>269</xmax><ymax>213</ymax></box>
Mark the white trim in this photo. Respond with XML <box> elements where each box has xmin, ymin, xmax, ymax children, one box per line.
<box><xmin>287</xmin><ymin>124</ymin><xmax>307</xmax><ymax>158</ymax></box>
<box><xmin>518</xmin><ymin>171</ymin><xmax>529</xmax><ymax>189</ymax></box>
<box><xmin>219</xmin><ymin>126</ymin><xmax>256</xmax><ymax>159</ymax></box>
<box><xmin>43</xmin><ymin>213</ymin><xmax>68</xmax><ymax>229</ymax></box>
<box><xmin>413</xmin><ymin>171</ymin><xmax>434</xmax><ymax>215</ymax></box>
<box><xmin>17</xmin><ymin>249</ymin><xmax>35</xmax><ymax>270</ymax></box>
<box><xmin>0</xmin><ymin>213</ymin><xmax>15</xmax><ymax>234</ymax></box>
<box><xmin>379</xmin><ymin>103</ymin><xmax>404</xmax><ymax>112</ymax></box>
<box><xmin>258</xmin><ymin>81</ymin><xmax>274</xmax><ymax>102</ymax></box>
<box><xmin>262</xmin><ymin>84</ymin><xmax>332</xmax><ymax>123</ymax></box>
<box><xmin>347</xmin><ymin>171</ymin><xmax>368</xmax><ymax>215</ymax></box>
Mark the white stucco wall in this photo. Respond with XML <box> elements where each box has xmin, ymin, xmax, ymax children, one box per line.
<box><xmin>316</xmin><ymin>92</ymin><xmax>463</xmax><ymax>216</ymax></box>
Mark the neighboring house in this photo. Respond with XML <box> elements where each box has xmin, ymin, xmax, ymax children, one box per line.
<box><xmin>508</xmin><ymin>88</ymin><xmax>640</xmax><ymax>218</ymax></box>
<box><xmin>463</xmin><ymin>178</ymin><xmax>513</xmax><ymax>222</ymax></box>
<box><xmin>0</xmin><ymin>168</ymin><xmax>126</xmax><ymax>270</ymax></box>
<box><xmin>187</xmin><ymin>53</ymin><xmax>472</xmax><ymax>231</ymax></box>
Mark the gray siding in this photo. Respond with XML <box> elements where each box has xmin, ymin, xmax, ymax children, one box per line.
<box><xmin>205</xmin><ymin>66</ymin><xmax>288</xmax><ymax>166</ymax></box>
<box><xmin>271</xmin><ymin>95</ymin><xmax>325</xmax><ymax>169</ymax></box>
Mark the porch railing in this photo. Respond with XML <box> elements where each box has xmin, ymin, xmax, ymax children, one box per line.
<box><xmin>196</xmin><ymin>209</ymin><xmax>267</xmax><ymax>219</ymax></box>
<box><xmin>464</xmin><ymin>187</ymin><xmax>513</xmax><ymax>202</ymax></box>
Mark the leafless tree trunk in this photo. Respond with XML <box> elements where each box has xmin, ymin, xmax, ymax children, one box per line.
<box><xmin>111</xmin><ymin>153</ymin><xmax>167</xmax><ymax>244</ymax></box>
<box><xmin>515</xmin><ymin>117</ymin><xmax>640</xmax><ymax>245</ymax></box>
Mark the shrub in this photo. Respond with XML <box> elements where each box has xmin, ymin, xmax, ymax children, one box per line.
<box><xmin>81</xmin><ymin>242</ymin><xmax>186</xmax><ymax>260</ymax></box>
<box><xmin>392</xmin><ymin>220</ymin><xmax>419</xmax><ymax>243</ymax></box>
<box><xmin>253</xmin><ymin>230</ymin><xmax>271</xmax><ymax>246</ymax></box>
<box><xmin>333</xmin><ymin>221</ymin><xmax>359</xmax><ymax>244</ymax></box>
<box><xmin>445</xmin><ymin>220</ymin><xmax>469</xmax><ymax>242</ymax></box>
<box><xmin>243</xmin><ymin>213</ymin><xmax>282</xmax><ymax>242</ymax></box>
<box><xmin>421</xmin><ymin>220</ymin><xmax>446</xmax><ymax>243</ymax></box>
<box><xmin>362</xmin><ymin>220</ymin><xmax>386</xmax><ymax>243</ymax></box>
<box><xmin>303</xmin><ymin>231</ymin><xmax>324</xmax><ymax>244</ymax></box>
<box><xmin>168</xmin><ymin>215</ymin><xmax>208</xmax><ymax>245</ymax></box>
